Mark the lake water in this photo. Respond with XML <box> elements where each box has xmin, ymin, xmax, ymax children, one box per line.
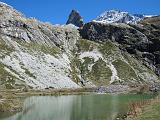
<box><xmin>0</xmin><ymin>93</ymin><xmax>156</xmax><ymax>120</ymax></box>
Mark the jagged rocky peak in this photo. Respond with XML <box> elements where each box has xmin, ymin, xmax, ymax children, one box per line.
<box><xmin>66</xmin><ymin>10</ymin><xmax>84</xmax><ymax>27</ymax></box>
<box><xmin>94</xmin><ymin>10</ymin><xmax>147</xmax><ymax>24</ymax></box>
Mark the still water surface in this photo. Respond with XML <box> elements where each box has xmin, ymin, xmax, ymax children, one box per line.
<box><xmin>0</xmin><ymin>93</ymin><xmax>156</xmax><ymax>120</ymax></box>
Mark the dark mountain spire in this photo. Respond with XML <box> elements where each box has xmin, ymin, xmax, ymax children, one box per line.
<box><xmin>66</xmin><ymin>10</ymin><xmax>84</xmax><ymax>27</ymax></box>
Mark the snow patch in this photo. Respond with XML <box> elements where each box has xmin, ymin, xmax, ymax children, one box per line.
<box><xmin>106</xmin><ymin>63</ymin><xmax>120</xmax><ymax>84</ymax></box>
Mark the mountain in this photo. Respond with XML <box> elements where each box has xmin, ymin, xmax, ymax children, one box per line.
<box><xmin>66</xmin><ymin>10</ymin><xmax>84</xmax><ymax>27</ymax></box>
<box><xmin>94</xmin><ymin>10</ymin><xmax>155</xmax><ymax>24</ymax></box>
<box><xmin>80</xmin><ymin>17</ymin><xmax>160</xmax><ymax>90</ymax></box>
<box><xmin>0</xmin><ymin>2</ymin><xmax>159</xmax><ymax>91</ymax></box>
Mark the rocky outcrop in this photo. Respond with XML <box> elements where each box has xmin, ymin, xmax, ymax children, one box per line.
<box><xmin>66</xmin><ymin>10</ymin><xmax>84</xmax><ymax>27</ymax></box>
<box><xmin>96</xmin><ymin>85</ymin><xmax>130</xmax><ymax>93</ymax></box>
<box><xmin>80</xmin><ymin>21</ymin><xmax>150</xmax><ymax>54</ymax></box>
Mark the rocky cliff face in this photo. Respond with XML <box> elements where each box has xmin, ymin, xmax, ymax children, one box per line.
<box><xmin>0</xmin><ymin>3</ymin><xmax>159</xmax><ymax>90</ymax></box>
<box><xmin>66</xmin><ymin>10</ymin><xmax>84</xmax><ymax>27</ymax></box>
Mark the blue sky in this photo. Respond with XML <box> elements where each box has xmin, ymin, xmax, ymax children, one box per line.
<box><xmin>1</xmin><ymin>0</ymin><xmax>160</xmax><ymax>24</ymax></box>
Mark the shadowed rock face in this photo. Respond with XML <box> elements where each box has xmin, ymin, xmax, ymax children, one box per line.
<box><xmin>66</xmin><ymin>10</ymin><xmax>84</xmax><ymax>27</ymax></box>
<box><xmin>80</xmin><ymin>22</ymin><xmax>149</xmax><ymax>54</ymax></box>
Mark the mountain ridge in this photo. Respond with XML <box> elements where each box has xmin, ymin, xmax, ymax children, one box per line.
<box><xmin>93</xmin><ymin>10</ymin><xmax>157</xmax><ymax>24</ymax></box>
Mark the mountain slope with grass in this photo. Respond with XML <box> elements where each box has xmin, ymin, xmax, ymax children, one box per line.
<box><xmin>0</xmin><ymin>3</ymin><xmax>159</xmax><ymax>91</ymax></box>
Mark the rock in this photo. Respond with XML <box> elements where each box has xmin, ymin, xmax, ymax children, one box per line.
<box><xmin>80</xmin><ymin>22</ymin><xmax>148</xmax><ymax>45</ymax></box>
<box><xmin>140</xmin><ymin>16</ymin><xmax>160</xmax><ymax>26</ymax></box>
<box><xmin>66</xmin><ymin>10</ymin><xmax>84</xmax><ymax>27</ymax></box>
<box><xmin>96</xmin><ymin>85</ymin><xmax>130</xmax><ymax>93</ymax></box>
<box><xmin>149</xmin><ymin>82</ymin><xmax>160</xmax><ymax>92</ymax></box>
<box><xmin>80</xmin><ymin>21</ymin><xmax>150</xmax><ymax>55</ymax></box>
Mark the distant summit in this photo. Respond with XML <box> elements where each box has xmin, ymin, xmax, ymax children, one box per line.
<box><xmin>93</xmin><ymin>10</ymin><xmax>155</xmax><ymax>24</ymax></box>
<box><xmin>66</xmin><ymin>10</ymin><xmax>84</xmax><ymax>27</ymax></box>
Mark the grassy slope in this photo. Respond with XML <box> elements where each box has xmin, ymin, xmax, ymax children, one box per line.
<box><xmin>74</xmin><ymin>39</ymin><xmax>159</xmax><ymax>86</ymax></box>
<box><xmin>74</xmin><ymin>39</ymin><xmax>113</xmax><ymax>86</ymax></box>
<box><xmin>129</xmin><ymin>101</ymin><xmax>160</xmax><ymax>120</ymax></box>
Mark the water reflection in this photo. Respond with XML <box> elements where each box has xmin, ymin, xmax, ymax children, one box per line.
<box><xmin>1</xmin><ymin>94</ymin><xmax>156</xmax><ymax>120</ymax></box>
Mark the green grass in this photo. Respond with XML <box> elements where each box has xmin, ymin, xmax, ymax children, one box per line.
<box><xmin>23</xmin><ymin>67</ymin><xmax>36</xmax><ymax>79</ymax></box>
<box><xmin>112</xmin><ymin>59</ymin><xmax>139</xmax><ymax>83</ymax></box>
<box><xmin>71</xmin><ymin>39</ymin><xmax>98</xmax><ymax>84</ymax></box>
<box><xmin>99</xmin><ymin>41</ymin><xmax>119</xmax><ymax>56</ymax></box>
<box><xmin>0</xmin><ymin>63</ymin><xmax>16</xmax><ymax>89</ymax></box>
<box><xmin>0</xmin><ymin>40</ymin><xmax>14</xmax><ymax>58</ymax></box>
<box><xmin>76</xmin><ymin>39</ymin><xmax>99</xmax><ymax>52</ymax></box>
<box><xmin>129</xmin><ymin>101</ymin><xmax>160</xmax><ymax>120</ymax></box>
<box><xmin>75</xmin><ymin>40</ymin><xmax>117</xmax><ymax>86</ymax></box>
<box><xmin>70</xmin><ymin>58</ymin><xmax>81</xmax><ymax>84</ymax></box>
<box><xmin>123</xmin><ymin>52</ymin><xmax>159</xmax><ymax>83</ymax></box>
<box><xmin>80</xmin><ymin>57</ymin><xmax>94</xmax><ymax>75</ymax></box>
<box><xmin>86</xmin><ymin>59</ymin><xmax>112</xmax><ymax>86</ymax></box>
<box><xmin>70</xmin><ymin>54</ymin><xmax>112</xmax><ymax>86</ymax></box>
<box><xmin>17</xmin><ymin>41</ymin><xmax>61</xmax><ymax>56</ymax></box>
<box><xmin>0</xmin><ymin>93</ymin><xmax>22</xmax><ymax>113</ymax></box>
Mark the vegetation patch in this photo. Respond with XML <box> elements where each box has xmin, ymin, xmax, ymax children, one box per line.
<box><xmin>99</xmin><ymin>41</ymin><xmax>119</xmax><ymax>56</ymax></box>
<box><xmin>17</xmin><ymin>41</ymin><xmax>61</xmax><ymax>56</ymax></box>
<box><xmin>123</xmin><ymin>53</ymin><xmax>159</xmax><ymax>82</ymax></box>
<box><xmin>86</xmin><ymin>59</ymin><xmax>112</xmax><ymax>86</ymax></box>
<box><xmin>0</xmin><ymin>93</ymin><xmax>23</xmax><ymax>113</ymax></box>
<box><xmin>80</xmin><ymin>57</ymin><xmax>94</xmax><ymax>75</ymax></box>
<box><xmin>76</xmin><ymin>39</ymin><xmax>99</xmax><ymax>52</ymax></box>
<box><xmin>112</xmin><ymin>59</ymin><xmax>139</xmax><ymax>83</ymax></box>
<box><xmin>0</xmin><ymin>39</ymin><xmax>14</xmax><ymax>58</ymax></box>
<box><xmin>70</xmin><ymin>58</ymin><xmax>81</xmax><ymax>84</ymax></box>
<box><xmin>22</xmin><ymin>67</ymin><xmax>36</xmax><ymax>79</ymax></box>
<box><xmin>0</xmin><ymin>63</ymin><xmax>17</xmax><ymax>89</ymax></box>
<box><xmin>127</xmin><ymin>96</ymin><xmax>160</xmax><ymax>120</ymax></box>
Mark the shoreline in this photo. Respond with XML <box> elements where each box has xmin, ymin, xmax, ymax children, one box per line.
<box><xmin>0</xmin><ymin>85</ymin><xmax>159</xmax><ymax>115</ymax></box>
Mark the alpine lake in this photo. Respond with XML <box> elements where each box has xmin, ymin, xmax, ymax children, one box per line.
<box><xmin>0</xmin><ymin>92</ymin><xmax>158</xmax><ymax>120</ymax></box>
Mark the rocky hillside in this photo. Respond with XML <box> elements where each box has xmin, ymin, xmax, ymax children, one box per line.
<box><xmin>80</xmin><ymin>17</ymin><xmax>160</xmax><ymax>88</ymax></box>
<box><xmin>0</xmin><ymin>3</ymin><xmax>81</xmax><ymax>89</ymax></box>
<box><xmin>0</xmin><ymin>3</ymin><xmax>159</xmax><ymax>90</ymax></box>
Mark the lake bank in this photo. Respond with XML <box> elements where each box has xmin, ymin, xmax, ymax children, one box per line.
<box><xmin>0</xmin><ymin>93</ymin><xmax>158</xmax><ymax>120</ymax></box>
<box><xmin>0</xmin><ymin>85</ymin><xmax>159</xmax><ymax>116</ymax></box>
<box><xmin>127</xmin><ymin>95</ymin><xmax>160</xmax><ymax>120</ymax></box>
